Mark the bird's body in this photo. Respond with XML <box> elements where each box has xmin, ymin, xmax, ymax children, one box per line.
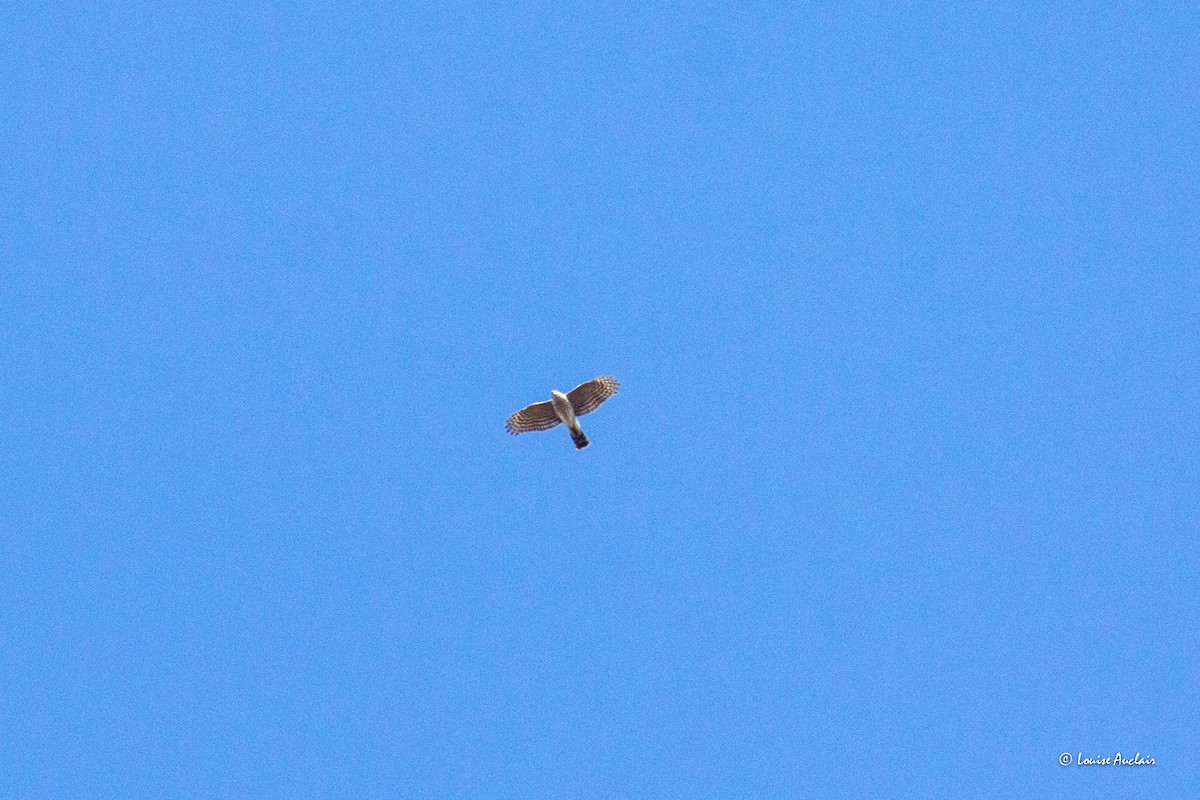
<box><xmin>549</xmin><ymin>389</ymin><xmax>576</xmax><ymax>426</ymax></box>
<box><xmin>549</xmin><ymin>389</ymin><xmax>589</xmax><ymax>448</ymax></box>
<box><xmin>507</xmin><ymin>376</ymin><xmax>619</xmax><ymax>449</ymax></box>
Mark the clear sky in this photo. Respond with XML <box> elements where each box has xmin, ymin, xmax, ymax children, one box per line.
<box><xmin>2</xmin><ymin>3</ymin><xmax>1197</xmax><ymax>798</ymax></box>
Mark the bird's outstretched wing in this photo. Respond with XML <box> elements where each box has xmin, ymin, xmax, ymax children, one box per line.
<box><xmin>506</xmin><ymin>400</ymin><xmax>561</xmax><ymax>435</ymax></box>
<box><xmin>567</xmin><ymin>376</ymin><xmax>620</xmax><ymax>417</ymax></box>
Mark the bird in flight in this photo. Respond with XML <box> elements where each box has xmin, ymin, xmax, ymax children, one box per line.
<box><xmin>506</xmin><ymin>376</ymin><xmax>620</xmax><ymax>449</ymax></box>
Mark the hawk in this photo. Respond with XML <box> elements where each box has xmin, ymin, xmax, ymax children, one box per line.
<box><xmin>506</xmin><ymin>376</ymin><xmax>620</xmax><ymax>449</ymax></box>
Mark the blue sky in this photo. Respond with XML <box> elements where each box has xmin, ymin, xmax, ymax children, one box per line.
<box><xmin>2</xmin><ymin>2</ymin><xmax>1197</xmax><ymax>797</ymax></box>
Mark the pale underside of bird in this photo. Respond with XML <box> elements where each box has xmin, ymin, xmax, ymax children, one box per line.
<box><xmin>506</xmin><ymin>376</ymin><xmax>620</xmax><ymax>449</ymax></box>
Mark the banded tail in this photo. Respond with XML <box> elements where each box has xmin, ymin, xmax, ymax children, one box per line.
<box><xmin>569</xmin><ymin>425</ymin><xmax>589</xmax><ymax>449</ymax></box>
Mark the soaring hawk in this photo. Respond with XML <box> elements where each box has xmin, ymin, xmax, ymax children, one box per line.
<box><xmin>506</xmin><ymin>376</ymin><xmax>620</xmax><ymax>449</ymax></box>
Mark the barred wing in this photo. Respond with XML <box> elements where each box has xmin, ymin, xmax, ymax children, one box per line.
<box><xmin>506</xmin><ymin>400</ymin><xmax>561</xmax><ymax>435</ymax></box>
<box><xmin>567</xmin><ymin>376</ymin><xmax>620</xmax><ymax>417</ymax></box>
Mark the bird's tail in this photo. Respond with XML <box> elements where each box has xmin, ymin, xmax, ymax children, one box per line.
<box><xmin>569</xmin><ymin>425</ymin><xmax>589</xmax><ymax>449</ymax></box>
